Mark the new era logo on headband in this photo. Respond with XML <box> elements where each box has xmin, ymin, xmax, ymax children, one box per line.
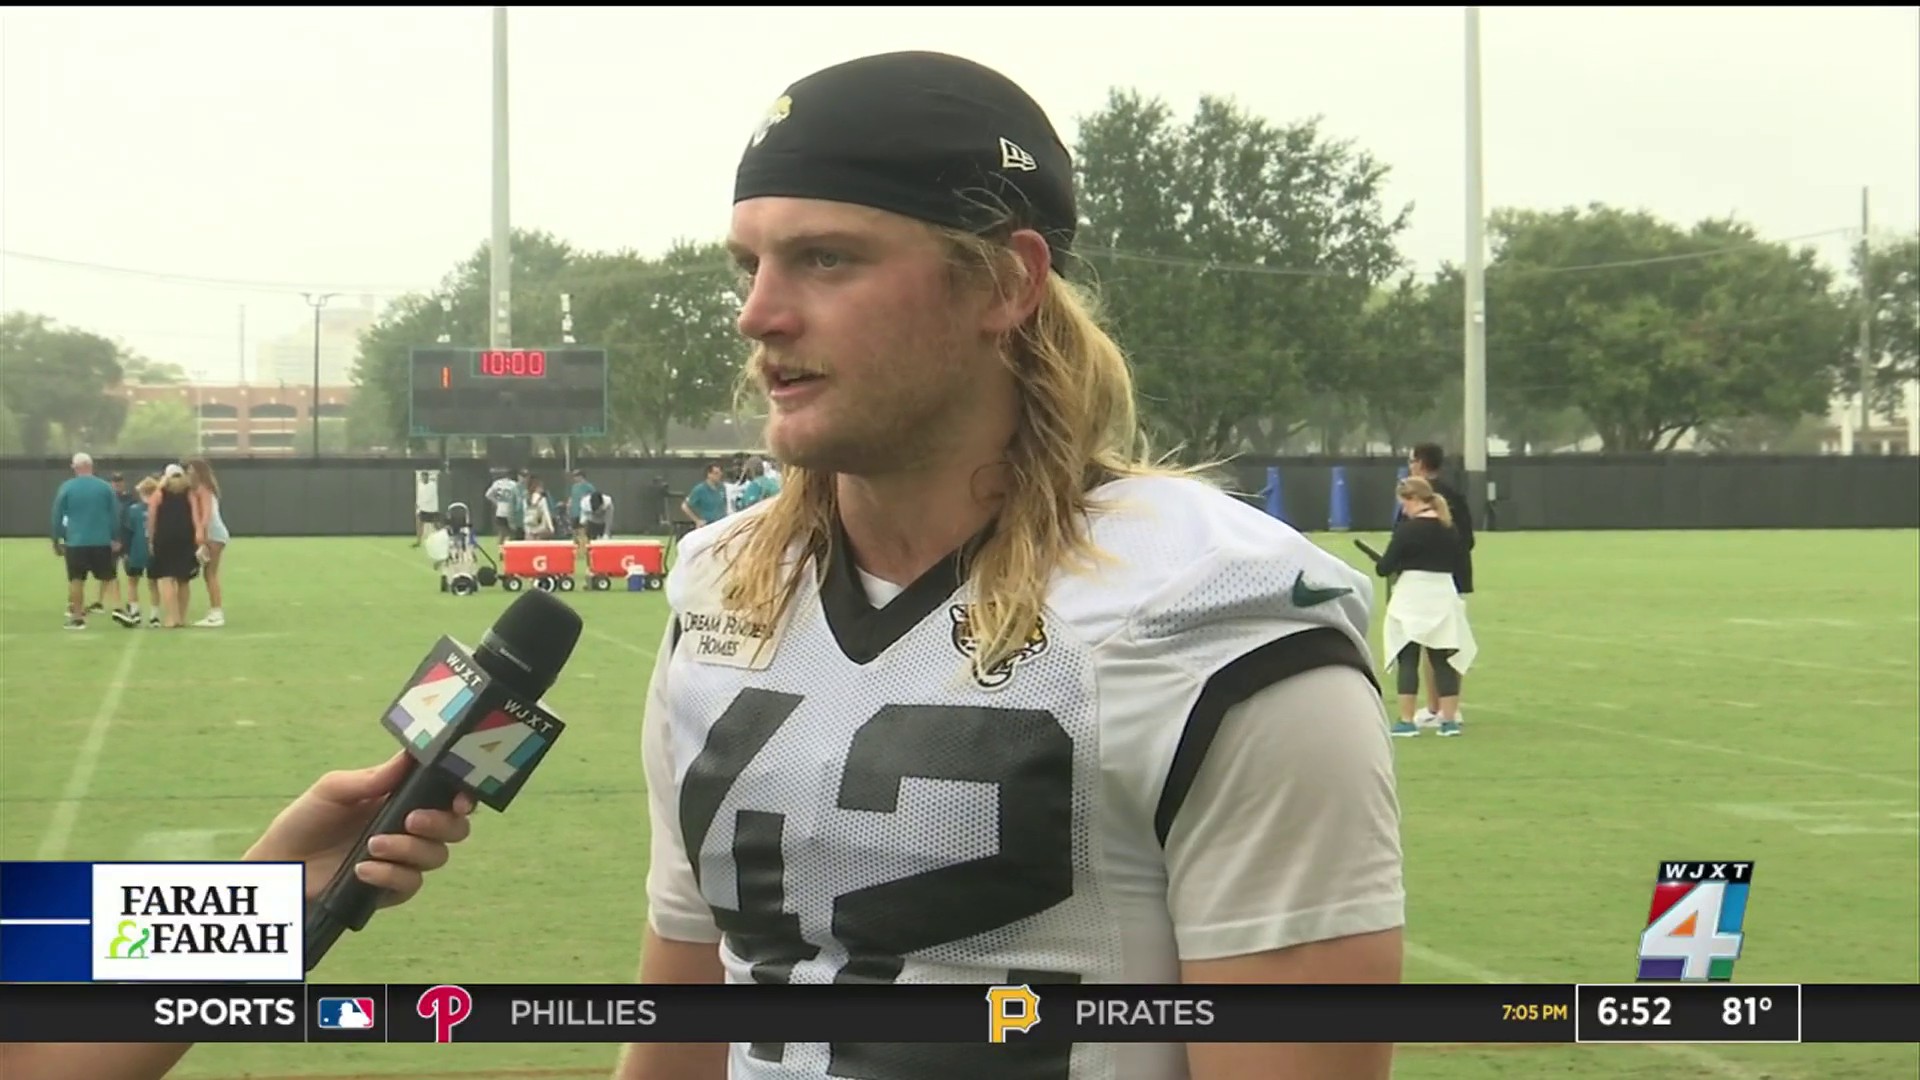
<box><xmin>999</xmin><ymin>137</ymin><xmax>1037</xmax><ymax>172</ymax></box>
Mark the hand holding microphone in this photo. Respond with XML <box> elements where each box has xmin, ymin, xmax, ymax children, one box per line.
<box><xmin>246</xmin><ymin>751</ymin><xmax>476</xmax><ymax>908</ymax></box>
<box><xmin>303</xmin><ymin>588</ymin><xmax>584</xmax><ymax>970</ymax></box>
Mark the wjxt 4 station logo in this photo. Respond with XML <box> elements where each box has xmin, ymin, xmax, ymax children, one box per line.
<box><xmin>1636</xmin><ymin>860</ymin><xmax>1753</xmax><ymax>982</ymax></box>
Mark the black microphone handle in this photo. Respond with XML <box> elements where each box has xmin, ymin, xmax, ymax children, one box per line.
<box><xmin>303</xmin><ymin>755</ymin><xmax>467</xmax><ymax>972</ymax></box>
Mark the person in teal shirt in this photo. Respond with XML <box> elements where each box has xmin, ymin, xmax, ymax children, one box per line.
<box><xmin>734</xmin><ymin>456</ymin><xmax>784</xmax><ymax>511</ymax></box>
<box><xmin>123</xmin><ymin>478</ymin><xmax>160</xmax><ymax>626</ymax></box>
<box><xmin>567</xmin><ymin>469</ymin><xmax>597</xmax><ymax>541</ymax></box>
<box><xmin>681</xmin><ymin>463</ymin><xmax>729</xmax><ymax>528</ymax></box>
<box><xmin>509</xmin><ymin>469</ymin><xmax>530</xmax><ymax>541</ymax></box>
<box><xmin>50</xmin><ymin>452</ymin><xmax>133</xmax><ymax>629</ymax></box>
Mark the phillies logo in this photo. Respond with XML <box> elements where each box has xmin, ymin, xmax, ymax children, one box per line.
<box><xmin>417</xmin><ymin>984</ymin><xmax>474</xmax><ymax>1043</ymax></box>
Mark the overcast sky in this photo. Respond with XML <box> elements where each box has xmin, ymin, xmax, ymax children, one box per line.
<box><xmin>3</xmin><ymin>5</ymin><xmax>1916</xmax><ymax>382</ymax></box>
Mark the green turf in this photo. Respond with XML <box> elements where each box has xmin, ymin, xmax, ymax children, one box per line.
<box><xmin>1</xmin><ymin>530</ymin><xmax>1915</xmax><ymax>1080</ymax></box>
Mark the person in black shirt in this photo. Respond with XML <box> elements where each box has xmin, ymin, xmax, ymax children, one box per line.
<box><xmin>1408</xmin><ymin>443</ymin><xmax>1475</xmax><ymax>726</ymax></box>
<box><xmin>1371</xmin><ymin>476</ymin><xmax>1478</xmax><ymax>737</ymax></box>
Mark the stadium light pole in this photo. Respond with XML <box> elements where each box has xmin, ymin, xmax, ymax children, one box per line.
<box><xmin>1462</xmin><ymin>5</ymin><xmax>1491</xmax><ymax>525</ymax></box>
<box><xmin>301</xmin><ymin>291</ymin><xmax>338</xmax><ymax>459</ymax></box>
<box><xmin>490</xmin><ymin>6</ymin><xmax>512</xmax><ymax>353</ymax></box>
<box><xmin>489</xmin><ymin>6</ymin><xmax>513</xmax><ymax>471</ymax></box>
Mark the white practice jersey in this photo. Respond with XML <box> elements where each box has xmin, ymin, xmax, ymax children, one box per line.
<box><xmin>486</xmin><ymin>477</ymin><xmax>516</xmax><ymax>518</ymax></box>
<box><xmin>415</xmin><ymin>471</ymin><xmax>440</xmax><ymax>514</ymax></box>
<box><xmin>643</xmin><ymin>476</ymin><xmax>1403</xmax><ymax>1080</ymax></box>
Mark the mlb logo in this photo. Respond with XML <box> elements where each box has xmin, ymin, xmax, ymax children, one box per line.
<box><xmin>317</xmin><ymin>996</ymin><xmax>377</xmax><ymax>1030</ymax></box>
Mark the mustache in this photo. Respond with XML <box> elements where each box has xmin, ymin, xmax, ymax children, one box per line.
<box><xmin>750</xmin><ymin>346</ymin><xmax>828</xmax><ymax>380</ymax></box>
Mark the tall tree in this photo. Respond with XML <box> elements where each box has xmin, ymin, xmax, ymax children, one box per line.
<box><xmin>119</xmin><ymin>351</ymin><xmax>188</xmax><ymax>386</ymax></box>
<box><xmin>113</xmin><ymin>398</ymin><xmax>200</xmax><ymax>456</ymax></box>
<box><xmin>0</xmin><ymin>381</ymin><xmax>22</xmax><ymax>454</ymax></box>
<box><xmin>353</xmin><ymin>293</ymin><xmax>447</xmax><ymax>450</ymax></box>
<box><xmin>1483</xmin><ymin>205</ymin><xmax>1849</xmax><ymax>451</ymax></box>
<box><xmin>1351</xmin><ymin>276</ymin><xmax>1454</xmax><ymax>454</ymax></box>
<box><xmin>1073</xmin><ymin>90</ymin><xmax>1410</xmax><ymax>461</ymax></box>
<box><xmin>0</xmin><ymin>312</ymin><xmax>130</xmax><ymax>454</ymax></box>
<box><xmin>570</xmin><ymin>242</ymin><xmax>744</xmax><ymax>454</ymax></box>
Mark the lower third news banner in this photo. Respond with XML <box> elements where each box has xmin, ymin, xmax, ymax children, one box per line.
<box><xmin>0</xmin><ymin>983</ymin><xmax>1913</xmax><ymax>1045</ymax></box>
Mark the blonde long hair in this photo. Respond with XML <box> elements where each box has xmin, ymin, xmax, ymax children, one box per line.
<box><xmin>1396</xmin><ymin>476</ymin><xmax>1453</xmax><ymax>527</ymax></box>
<box><xmin>185</xmin><ymin>457</ymin><xmax>221</xmax><ymax>498</ymax></box>
<box><xmin>713</xmin><ymin>224</ymin><xmax>1206</xmax><ymax>678</ymax></box>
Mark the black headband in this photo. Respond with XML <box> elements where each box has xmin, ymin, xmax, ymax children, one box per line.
<box><xmin>733</xmin><ymin>51</ymin><xmax>1078</xmax><ymax>275</ymax></box>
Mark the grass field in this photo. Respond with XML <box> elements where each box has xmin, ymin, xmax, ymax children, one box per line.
<box><xmin>2</xmin><ymin>528</ymin><xmax>1916</xmax><ymax>1080</ymax></box>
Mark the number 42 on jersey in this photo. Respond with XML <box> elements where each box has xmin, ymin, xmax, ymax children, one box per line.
<box><xmin>1636</xmin><ymin>860</ymin><xmax>1753</xmax><ymax>981</ymax></box>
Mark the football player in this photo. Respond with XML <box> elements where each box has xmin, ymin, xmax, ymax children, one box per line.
<box><xmin>618</xmin><ymin>51</ymin><xmax>1404</xmax><ymax>1080</ymax></box>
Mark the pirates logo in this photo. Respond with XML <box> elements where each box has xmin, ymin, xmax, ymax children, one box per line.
<box><xmin>949</xmin><ymin>604</ymin><xmax>1048</xmax><ymax>689</ymax></box>
<box><xmin>749</xmin><ymin>94</ymin><xmax>792</xmax><ymax>148</ymax></box>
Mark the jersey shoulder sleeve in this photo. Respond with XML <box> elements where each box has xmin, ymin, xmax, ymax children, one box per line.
<box><xmin>1082</xmin><ymin>475</ymin><xmax>1376</xmax><ymax>672</ymax></box>
<box><xmin>1064</xmin><ymin>475</ymin><xmax>1380</xmax><ymax>841</ymax></box>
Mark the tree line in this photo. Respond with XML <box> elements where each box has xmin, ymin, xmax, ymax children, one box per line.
<box><xmin>6</xmin><ymin>88</ymin><xmax>1917</xmax><ymax>459</ymax></box>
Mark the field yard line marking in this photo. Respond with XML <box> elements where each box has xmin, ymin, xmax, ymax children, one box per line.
<box><xmin>587</xmin><ymin>626</ymin><xmax>659</xmax><ymax>663</ymax></box>
<box><xmin>1489</xmin><ymin>625</ymin><xmax>1913</xmax><ymax>680</ymax></box>
<box><xmin>1718</xmin><ymin>700</ymin><xmax>1760</xmax><ymax>710</ymax></box>
<box><xmin>1476</xmin><ymin>703</ymin><xmax>1919</xmax><ymax>789</ymax></box>
<box><xmin>1403</xmin><ymin>943</ymin><xmax>1769</xmax><ymax>1080</ymax></box>
<box><xmin>36</xmin><ymin>633</ymin><xmax>143</xmax><ymax>860</ymax></box>
<box><xmin>1552</xmin><ymin>718</ymin><xmax>1918</xmax><ymax>789</ymax></box>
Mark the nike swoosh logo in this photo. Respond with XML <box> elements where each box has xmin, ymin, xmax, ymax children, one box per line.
<box><xmin>1291</xmin><ymin>570</ymin><xmax>1353</xmax><ymax>607</ymax></box>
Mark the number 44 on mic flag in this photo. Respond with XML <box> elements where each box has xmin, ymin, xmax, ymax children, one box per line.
<box><xmin>380</xmin><ymin>636</ymin><xmax>565</xmax><ymax>810</ymax></box>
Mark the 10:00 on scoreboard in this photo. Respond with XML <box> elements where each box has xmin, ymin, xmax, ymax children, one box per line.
<box><xmin>408</xmin><ymin>347</ymin><xmax>609</xmax><ymax>438</ymax></box>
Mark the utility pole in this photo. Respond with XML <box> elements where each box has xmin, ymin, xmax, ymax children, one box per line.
<box><xmin>301</xmin><ymin>292</ymin><xmax>337</xmax><ymax>459</ymax></box>
<box><xmin>1462</xmin><ymin>6</ymin><xmax>1490</xmax><ymax>522</ymax></box>
<box><xmin>1856</xmin><ymin>186</ymin><xmax>1873</xmax><ymax>449</ymax></box>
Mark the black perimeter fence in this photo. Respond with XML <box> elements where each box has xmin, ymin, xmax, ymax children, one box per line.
<box><xmin>4</xmin><ymin>453</ymin><xmax>1916</xmax><ymax>539</ymax></box>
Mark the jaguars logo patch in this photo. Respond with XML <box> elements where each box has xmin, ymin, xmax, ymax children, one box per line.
<box><xmin>949</xmin><ymin>604</ymin><xmax>1048</xmax><ymax>689</ymax></box>
<box><xmin>749</xmin><ymin>94</ymin><xmax>792</xmax><ymax>148</ymax></box>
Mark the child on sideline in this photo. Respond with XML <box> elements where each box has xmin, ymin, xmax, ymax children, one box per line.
<box><xmin>125</xmin><ymin>476</ymin><xmax>163</xmax><ymax>626</ymax></box>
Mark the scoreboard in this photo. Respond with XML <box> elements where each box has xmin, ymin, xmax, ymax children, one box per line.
<box><xmin>408</xmin><ymin>346</ymin><xmax>608</xmax><ymax>438</ymax></box>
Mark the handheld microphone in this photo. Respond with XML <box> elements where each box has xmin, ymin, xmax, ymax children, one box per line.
<box><xmin>303</xmin><ymin>589</ymin><xmax>584</xmax><ymax>971</ymax></box>
<box><xmin>1353</xmin><ymin>539</ymin><xmax>1384</xmax><ymax>563</ymax></box>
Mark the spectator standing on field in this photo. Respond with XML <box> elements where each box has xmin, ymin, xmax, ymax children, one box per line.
<box><xmin>681</xmin><ymin>462</ymin><xmax>729</xmax><ymax>528</ymax></box>
<box><xmin>510</xmin><ymin>468</ymin><xmax>532</xmax><ymax>541</ymax></box>
<box><xmin>413</xmin><ymin>468</ymin><xmax>442</xmax><ymax>548</ymax></box>
<box><xmin>147</xmin><ymin>464</ymin><xmax>199</xmax><ymax>629</ymax></box>
<box><xmin>125</xmin><ymin>476</ymin><xmax>161</xmax><ymax>626</ymax></box>
<box><xmin>1406</xmin><ymin>442</ymin><xmax>1475</xmax><ymax>728</ymax></box>
<box><xmin>568</xmin><ymin>469</ymin><xmax>597</xmax><ymax>545</ymax></box>
<box><xmin>1374</xmin><ymin>476</ymin><xmax>1476</xmax><ymax>737</ymax></box>
<box><xmin>732</xmin><ymin>456</ymin><xmax>783</xmax><ymax>512</ymax></box>
<box><xmin>88</xmin><ymin>471</ymin><xmax>137</xmax><ymax>613</ymax></box>
<box><xmin>52</xmin><ymin>453</ymin><xmax>135</xmax><ymax>630</ymax></box>
<box><xmin>185</xmin><ymin>458</ymin><xmax>231</xmax><ymax>628</ymax></box>
<box><xmin>485</xmin><ymin>469</ymin><xmax>517</xmax><ymax>545</ymax></box>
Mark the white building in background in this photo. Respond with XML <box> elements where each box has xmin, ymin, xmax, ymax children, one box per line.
<box><xmin>253</xmin><ymin>298</ymin><xmax>377</xmax><ymax>387</ymax></box>
<box><xmin>1821</xmin><ymin>380</ymin><xmax>1920</xmax><ymax>456</ymax></box>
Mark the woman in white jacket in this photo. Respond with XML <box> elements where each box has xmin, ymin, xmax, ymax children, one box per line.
<box><xmin>522</xmin><ymin>477</ymin><xmax>555</xmax><ymax>540</ymax></box>
<box><xmin>1370</xmin><ymin>476</ymin><xmax>1476</xmax><ymax>738</ymax></box>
